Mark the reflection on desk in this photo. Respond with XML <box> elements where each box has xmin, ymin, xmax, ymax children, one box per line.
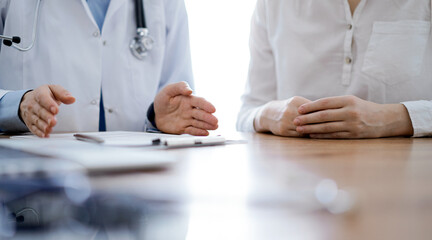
<box><xmin>1</xmin><ymin>175</ymin><xmax>189</xmax><ymax>240</ymax></box>
<box><xmin>2</xmin><ymin>133</ymin><xmax>432</xmax><ymax>240</ymax></box>
<box><xmin>90</xmin><ymin>133</ymin><xmax>432</xmax><ymax>240</ymax></box>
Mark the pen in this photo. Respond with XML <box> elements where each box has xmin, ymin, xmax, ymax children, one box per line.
<box><xmin>73</xmin><ymin>134</ymin><xmax>105</xmax><ymax>144</ymax></box>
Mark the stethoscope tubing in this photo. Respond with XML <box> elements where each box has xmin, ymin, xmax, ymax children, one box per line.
<box><xmin>14</xmin><ymin>0</ymin><xmax>41</xmax><ymax>52</ymax></box>
<box><xmin>0</xmin><ymin>0</ymin><xmax>41</xmax><ymax>52</ymax></box>
<box><xmin>0</xmin><ymin>0</ymin><xmax>152</xmax><ymax>59</ymax></box>
<box><xmin>135</xmin><ymin>0</ymin><xmax>146</xmax><ymax>29</ymax></box>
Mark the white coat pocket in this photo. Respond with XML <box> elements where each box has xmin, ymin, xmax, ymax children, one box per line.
<box><xmin>362</xmin><ymin>20</ymin><xmax>430</xmax><ymax>85</ymax></box>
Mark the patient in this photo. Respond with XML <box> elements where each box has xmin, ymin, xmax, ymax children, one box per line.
<box><xmin>237</xmin><ymin>0</ymin><xmax>432</xmax><ymax>138</ymax></box>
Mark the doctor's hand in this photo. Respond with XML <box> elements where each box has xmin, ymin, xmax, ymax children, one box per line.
<box><xmin>154</xmin><ymin>82</ymin><xmax>218</xmax><ymax>136</ymax></box>
<box><xmin>19</xmin><ymin>85</ymin><xmax>75</xmax><ymax>138</ymax></box>
<box><xmin>254</xmin><ymin>96</ymin><xmax>312</xmax><ymax>137</ymax></box>
<box><xmin>293</xmin><ymin>96</ymin><xmax>414</xmax><ymax>139</ymax></box>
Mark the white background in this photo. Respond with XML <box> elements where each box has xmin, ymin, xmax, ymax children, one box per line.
<box><xmin>185</xmin><ymin>0</ymin><xmax>257</xmax><ymax>134</ymax></box>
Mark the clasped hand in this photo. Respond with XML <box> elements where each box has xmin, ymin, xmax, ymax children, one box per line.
<box><xmin>257</xmin><ymin>96</ymin><xmax>413</xmax><ymax>139</ymax></box>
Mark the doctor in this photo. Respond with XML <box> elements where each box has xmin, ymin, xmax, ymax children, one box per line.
<box><xmin>0</xmin><ymin>0</ymin><xmax>218</xmax><ymax>137</ymax></box>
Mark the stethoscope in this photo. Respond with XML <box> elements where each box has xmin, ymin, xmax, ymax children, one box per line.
<box><xmin>130</xmin><ymin>0</ymin><xmax>154</xmax><ymax>60</ymax></box>
<box><xmin>0</xmin><ymin>0</ymin><xmax>153</xmax><ymax>60</ymax></box>
<box><xmin>0</xmin><ymin>0</ymin><xmax>41</xmax><ymax>51</ymax></box>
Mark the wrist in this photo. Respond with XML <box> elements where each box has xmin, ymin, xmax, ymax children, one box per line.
<box><xmin>381</xmin><ymin>104</ymin><xmax>414</xmax><ymax>137</ymax></box>
<box><xmin>254</xmin><ymin>105</ymin><xmax>269</xmax><ymax>132</ymax></box>
<box><xmin>18</xmin><ymin>90</ymin><xmax>33</xmax><ymax>124</ymax></box>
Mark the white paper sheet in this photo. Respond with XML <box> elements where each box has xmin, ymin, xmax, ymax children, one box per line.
<box><xmin>12</xmin><ymin>131</ymin><xmax>226</xmax><ymax>148</ymax></box>
<box><xmin>0</xmin><ymin>136</ymin><xmax>178</xmax><ymax>171</ymax></box>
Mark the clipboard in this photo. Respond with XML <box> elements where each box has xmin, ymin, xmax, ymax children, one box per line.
<box><xmin>73</xmin><ymin>131</ymin><xmax>227</xmax><ymax>148</ymax></box>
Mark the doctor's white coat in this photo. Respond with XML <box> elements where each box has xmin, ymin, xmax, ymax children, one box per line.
<box><xmin>0</xmin><ymin>0</ymin><xmax>193</xmax><ymax>132</ymax></box>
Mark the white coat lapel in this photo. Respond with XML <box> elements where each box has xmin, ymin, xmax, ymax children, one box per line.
<box><xmin>105</xmin><ymin>0</ymin><xmax>127</xmax><ymax>20</ymax></box>
<box><xmin>80</xmin><ymin>0</ymin><xmax>99</xmax><ymax>30</ymax></box>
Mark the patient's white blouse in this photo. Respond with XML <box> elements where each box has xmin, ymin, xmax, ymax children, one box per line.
<box><xmin>237</xmin><ymin>0</ymin><xmax>432</xmax><ymax>137</ymax></box>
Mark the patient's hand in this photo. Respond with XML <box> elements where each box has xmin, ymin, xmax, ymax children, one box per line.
<box><xmin>254</xmin><ymin>96</ymin><xmax>312</xmax><ymax>137</ymax></box>
<box><xmin>154</xmin><ymin>82</ymin><xmax>219</xmax><ymax>136</ymax></box>
<box><xmin>19</xmin><ymin>85</ymin><xmax>75</xmax><ymax>138</ymax></box>
<box><xmin>293</xmin><ymin>95</ymin><xmax>414</xmax><ymax>139</ymax></box>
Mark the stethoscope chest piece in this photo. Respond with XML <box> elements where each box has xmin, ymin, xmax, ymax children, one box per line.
<box><xmin>130</xmin><ymin>28</ymin><xmax>154</xmax><ymax>60</ymax></box>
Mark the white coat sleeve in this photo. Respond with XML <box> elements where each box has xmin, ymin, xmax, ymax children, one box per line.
<box><xmin>236</xmin><ymin>0</ymin><xmax>277</xmax><ymax>132</ymax></box>
<box><xmin>144</xmin><ymin>0</ymin><xmax>193</xmax><ymax>132</ymax></box>
<box><xmin>0</xmin><ymin>0</ymin><xmax>29</xmax><ymax>132</ymax></box>
<box><xmin>158</xmin><ymin>0</ymin><xmax>194</xmax><ymax>90</ymax></box>
<box><xmin>402</xmin><ymin>101</ymin><xmax>432</xmax><ymax>137</ymax></box>
<box><xmin>0</xmin><ymin>0</ymin><xmax>11</xmax><ymax>98</ymax></box>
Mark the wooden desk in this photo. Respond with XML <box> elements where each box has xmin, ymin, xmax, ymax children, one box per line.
<box><xmin>89</xmin><ymin>133</ymin><xmax>432</xmax><ymax>240</ymax></box>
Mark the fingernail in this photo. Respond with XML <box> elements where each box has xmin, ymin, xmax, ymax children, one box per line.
<box><xmin>297</xmin><ymin>127</ymin><xmax>304</xmax><ymax>133</ymax></box>
<box><xmin>294</xmin><ymin>118</ymin><xmax>300</xmax><ymax>125</ymax></box>
<box><xmin>298</xmin><ymin>106</ymin><xmax>304</xmax><ymax>113</ymax></box>
<box><xmin>50</xmin><ymin>106</ymin><xmax>56</xmax><ymax>114</ymax></box>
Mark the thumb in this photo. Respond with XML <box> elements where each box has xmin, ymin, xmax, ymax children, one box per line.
<box><xmin>49</xmin><ymin>85</ymin><xmax>76</xmax><ymax>105</ymax></box>
<box><xmin>164</xmin><ymin>81</ymin><xmax>193</xmax><ymax>97</ymax></box>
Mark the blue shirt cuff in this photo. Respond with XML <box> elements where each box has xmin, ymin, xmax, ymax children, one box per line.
<box><xmin>0</xmin><ymin>90</ymin><xmax>31</xmax><ymax>133</ymax></box>
<box><xmin>145</xmin><ymin>102</ymin><xmax>161</xmax><ymax>133</ymax></box>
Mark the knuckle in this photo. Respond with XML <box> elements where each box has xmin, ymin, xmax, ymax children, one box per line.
<box><xmin>320</xmin><ymin>99</ymin><xmax>330</xmax><ymax>107</ymax></box>
<box><xmin>20</xmin><ymin>102</ymin><xmax>28</xmax><ymax>111</ymax></box>
<box><xmin>34</xmin><ymin>89</ymin><xmax>41</xmax><ymax>98</ymax></box>
<box><xmin>348</xmin><ymin>110</ymin><xmax>359</xmax><ymax>119</ymax></box>
<box><xmin>291</xmin><ymin>96</ymin><xmax>301</xmax><ymax>102</ymax></box>
<box><xmin>22</xmin><ymin>111</ymin><xmax>28</xmax><ymax>119</ymax></box>
<box><xmin>26</xmin><ymin>104</ymin><xmax>34</xmax><ymax>112</ymax></box>
<box><xmin>193</xmin><ymin>108</ymin><xmax>203</xmax><ymax>117</ymax></box>
<box><xmin>179</xmin><ymin>81</ymin><xmax>188</xmax><ymax>88</ymax></box>
<box><xmin>319</xmin><ymin>112</ymin><xmax>328</xmax><ymax>119</ymax></box>
<box><xmin>36</xmin><ymin>107</ymin><xmax>43</xmax><ymax>117</ymax></box>
<box><xmin>346</xmin><ymin>96</ymin><xmax>357</xmax><ymax>105</ymax></box>
<box><xmin>291</xmin><ymin>96</ymin><xmax>305</xmax><ymax>105</ymax></box>
<box><xmin>323</xmin><ymin>125</ymin><xmax>331</xmax><ymax>132</ymax></box>
<box><xmin>192</xmin><ymin>119</ymin><xmax>201</xmax><ymax>127</ymax></box>
<box><xmin>40</xmin><ymin>84</ymin><xmax>50</xmax><ymax>93</ymax></box>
